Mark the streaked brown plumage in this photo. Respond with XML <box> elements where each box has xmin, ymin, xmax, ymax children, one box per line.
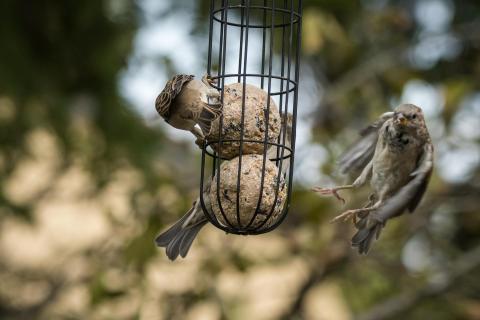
<box><xmin>155</xmin><ymin>74</ymin><xmax>222</xmax><ymax>146</ymax></box>
<box><xmin>313</xmin><ymin>104</ymin><xmax>434</xmax><ymax>254</ymax></box>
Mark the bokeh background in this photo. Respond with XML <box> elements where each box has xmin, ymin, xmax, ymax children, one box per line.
<box><xmin>1</xmin><ymin>0</ymin><xmax>480</xmax><ymax>319</ymax></box>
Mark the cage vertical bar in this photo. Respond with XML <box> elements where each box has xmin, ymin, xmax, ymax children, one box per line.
<box><xmin>199</xmin><ymin>0</ymin><xmax>302</xmax><ymax>235</ymax></box>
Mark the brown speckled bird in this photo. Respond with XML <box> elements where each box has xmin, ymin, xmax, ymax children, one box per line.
<box><xmin>155</xmin><ymin>74</ymin><xmax>222</xmax><ymax>146</ymax></box>
<box><xmin>155</xmin><ymin>180</ymin><xmax>212</xmax><ymax>261</ymax></box>
<box><xmin>312</xmin><ymin>104</ymin><xmax>434</xmax><ymax>254</ymax></box>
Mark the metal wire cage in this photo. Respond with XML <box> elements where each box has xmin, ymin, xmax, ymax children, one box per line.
<box><xmin>200</xmin><ymin>0</ymin><xmax>302</xmax><ymax>235</ymax></box>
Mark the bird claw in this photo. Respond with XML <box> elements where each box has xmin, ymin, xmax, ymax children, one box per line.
<box><xmin>202</xmin><ymin>75</ymin><xmax>217</xmax><ymax>87</ymax></box>
<box><xmin>330</xmin><ymin>209</ymin><xmax>356</xmax><ymax>224</ymax></box>
<box><xmin>311</xmin><ymin>187</ymin><xmax>346</xmax><ymax>205</ymax></box>
<box><xmin>195</xmin><ymin>137</ymin><xmax>206</xmax><ymax>149</ymax></box>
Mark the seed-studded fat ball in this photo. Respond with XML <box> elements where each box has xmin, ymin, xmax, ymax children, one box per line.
<box><xmin>207</xmin><ymin>83</ymin><xmax>281</xmax><ymax>159</ymax></box>
<box><xmin>209</xmin><ymin>154</ymin><xmax>287</xmax><ymax>230</ymax></box>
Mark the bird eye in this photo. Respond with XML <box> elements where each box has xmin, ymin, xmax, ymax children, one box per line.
<box><xmin>412</xmin><ymin>114</ymin><xmax>417</xmax><ymax>119</ymax></box>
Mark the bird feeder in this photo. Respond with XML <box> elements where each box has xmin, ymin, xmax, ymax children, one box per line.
<box><xmin>200</xmin><ymin>0</ymin><xmax>302</xmax><ymax>235</ymax></box>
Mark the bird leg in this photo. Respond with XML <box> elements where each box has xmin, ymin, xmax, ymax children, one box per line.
<box><xmin>348</xmin><ymin>194</ymin><xmax>376</xmax><ymax>225</ymax></box>
<box><xmin>311</xmin><ymin>185</ymin><xmax>355</xmax><ymax>204</ymax></box>
<box><xmin>312</xmin><ymin>160</ymin><xmax>373</xmax><ymax>204</ymax></box>
<box><xmin>330</xmin><ymin>200</ymin><xmax>383</xmax><ymax>224</ymax></box>
<box><xmin>190</xmin><ymin>127</ymin><xmax>205</xmax><ymax>148</ymax></box>
<box><xmin>201</xmin><ymin>74</ymin><xmax>217</xmax><ymax>88</ymax></box>
<box><xmin>201</xmin><ymin>75</ymin><xmax>221</xmax><ymax>105</ymax></box>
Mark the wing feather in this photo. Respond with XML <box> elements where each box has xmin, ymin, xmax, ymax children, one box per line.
<box><xmin>338</xmin><ymin>112</ymin><xmax>394</xmax><ymax>175</ymax></box>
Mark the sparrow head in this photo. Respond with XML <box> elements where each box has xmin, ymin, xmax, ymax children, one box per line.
<box><xmin>392</xmin><ymin>104</ymin><xmax>425</xmax><ymax>131</ymax></box>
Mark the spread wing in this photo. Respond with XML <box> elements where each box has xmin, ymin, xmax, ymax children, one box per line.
<box><xmin>155</xmin><ymin>74</ymin><xmax>194</xmax><ymax>119</ymax></box>
<box><xmin>338</xmin><ymin>112</ymin><xmax>394</xmax><ymax>175</ymax></box>
<box><xmin>375</xmin><ymin>142</ymin><xmax>434</xmax><ymax>222</ymax></box>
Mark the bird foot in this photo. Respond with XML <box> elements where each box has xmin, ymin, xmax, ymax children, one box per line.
<box><xmin>202</xmin><ymin>74</ymin><xmax>217</xmax><ymax>88</ymax></box>
<box><xmin>311</xmin><ymin>187</ymin><xmax>346</xmax><ymax>205</ymax></box>
<box><xmin>195</xmin><ymin>137</ymin><xmax>206</xmax><ymax>149</ymax></box>
<box><xmin>330</xmin><ymin>209</ymin><xmax>358</xmax><ymax>224</ymax></box>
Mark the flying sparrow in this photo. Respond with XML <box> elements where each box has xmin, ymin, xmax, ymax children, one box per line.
<box><xmin>155</xmin><ymin>179</ymin><xmax>212</xmax><ymax>261</ymax></box>
<box><xmin>312</xmin><ymin>104</ymin><xmax>434</xmax><ymax>254</ymax></box>
<box><xmin>155</xmin><ymin>74</ymin><xmax>222</xmax><ymax>146</ymax></box>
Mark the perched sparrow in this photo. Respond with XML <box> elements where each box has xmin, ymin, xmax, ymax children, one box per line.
<box><xmin>312</xmin><ymin>104</ymin><xmax>433</xmax><ymax>254</ymax></box>
<box><xmin>155</xmin><ymin>74</ymin><xmax>222</xmax><ymax>146</ymax></box>
<box><xmin>267</xmin><ymin>112</ymin><xmax>293</xmax><ymax>176</ymax></box>
<box><xmin>155</xmin><ymin>180</ymin><xmax>212</xmax><ymax>261</ymax></box>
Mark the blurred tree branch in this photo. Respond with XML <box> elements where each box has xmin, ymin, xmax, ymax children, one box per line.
<box><xmin>280</xmin><ymin>227</ymin><xmax>352</xmax><ymax>320</ymax></box>
<box><xmin>0</xmin><ymin>263</ymin><xmax>65</xmax><ymax>320</ymax></box>
<box><xmin>321</xmin><ymin>45</ymin><xmax>407</xmax><ymax>107</ymax></box>
<box><xmin>356</xmin><ymin>243</ymin><xmax>480</xmax><ymax>320</ymax></box>
<box><xmin>0</xmin><ymin>282</ymin><xmax>63</xmax><ymax>320</ymax></box>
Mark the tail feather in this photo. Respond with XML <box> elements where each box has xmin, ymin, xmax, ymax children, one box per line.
<box><xmin>162</xmin><ymin>221</ymin><xmax>207</xmax><ymax>261</ymax></box>
<box><xmin>351</xmin><ymin>228</ymin><xmax>370</xmax><ymax>246</ymax></box>
<box><xmin>179</xmin><ymin>221</ymin><xmax>208</xmax><ymax>258</ymax></box>
<box><xmin>165</xmin><ymin>234</ymin><xmax>184</xmax><ymax>261</ymax></box>
<box><xmin>155</xmin><ymin>208</ymin><xmax>193</xmax><ymax>247</ymax></box>
<box><xmin>155</xmin><ymin>205</ymin><xmax>208</xmax><ymax>261</ymax></box>
<box><xmin>351</xmin><ymin>220</ymin><xmax>384</xmax><ymax>255</ymax></box>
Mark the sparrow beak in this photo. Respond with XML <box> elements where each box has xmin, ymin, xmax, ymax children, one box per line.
<box><xmin>396</xmin><ymin>113</ymin><xmax>408</xmax><ymax>126</ymax></box>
